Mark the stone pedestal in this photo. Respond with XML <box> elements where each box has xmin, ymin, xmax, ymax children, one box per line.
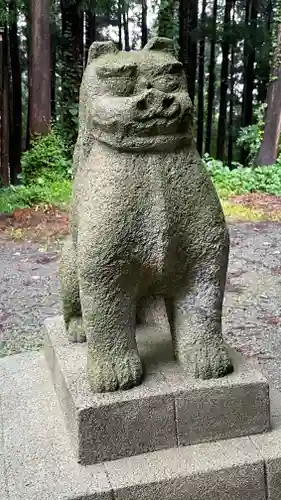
<box><xmin>2</xmin><ymin>322</ymin><xmax>281</xmax><ymax>499</ymax></box>
<box><xmin>44</xmin><ymin>316</ymin><xmax>270</xmax><ymax>466</ymax></box>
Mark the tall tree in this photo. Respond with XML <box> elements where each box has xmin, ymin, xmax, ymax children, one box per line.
<box><xmin>29</xmin><ymin>0</ymin><xmax>51</xmax><ymax>137</ymax></box>
<box><xmin>122</xmin><ymin>0</ymin><xmax>130</xmax><ymax>50</ymax></box>
<box><xmin>60</xmin><ymin>0</ymin><xmax>84</xmax><ymax>146</ymax></box>
<box><xmin>216</xmin><ymin>0</ymin><xmax>232</xmax><ymax>161</ymax></box>
<box><xmin>50</xmin><ymin>0</ymin><xmax>61</xmax><ymax>120</ymax></box>
<box><xmin>197</xmin><ymin>0</ymin><xmax>206</xmax><ymax>155</ymax></box>
<box><xmin>8</xmin><ymin>0</ymin><xmax>22</xmax><ymax>183</ymax></box>
<box><xmin>241</xmin><ymin>0</ymin><xmax>258</xmax><ymax>129</ymax></box>
<box><xmin>25</xmin><ymin>0</ymin><xmax>32</xmax><ymax>149</ymax></box>
<box><xmin>256</xmin><ymin>13</ymin><xmax>281</xmax><ymax>165</ymax></box>
<box><xmin>85</xmin><ymin>1</ymin><xmax>97</xmax><ymax>64</ymax></box>
<box><xmin>228</xmin><ymin>11</ymin><xmax>235</xmax><ymax>167</ymax></box>
<box><xmin>141</xmin><ymin>0</ymin><xmax>148</xmax><ymax>47</ymax></box>
<box><xmin>0</xmin><ymin>26</ymin><xmax>9</xmax><ymax>186</ymax></box>
<box><xmin>50</xmin><ymin>21</ymin><xmax>57</xmax><ymax>119</ymax></box>
<box><xmin>240</xmin><ymin>0</ymin><xmax>258</xmax><ymax>164</ymax></box>
<box><xmin>179</xmin><ymin>0</ymin><xmax>198</xmax><ymax>104</ymax></box>
<box><xmin>256</xmin><ymin>0</ymin><xmax>273</xmax><ymax>103</ymax></box>
<box><xmin>117</xmin><ymin>0</ymin><xmax>122</xmax><ymax>49</ymax></box>
<box><xmin>205</xmin><ymin>0</ymin><xmax>217</xmax><ymax>153</ymax></box>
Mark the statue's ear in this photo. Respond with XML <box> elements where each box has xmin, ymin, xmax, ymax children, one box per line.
<box><xmin>143</xmin><ymin>37</ymin><xmax>177</xmax><ymax>57</ymax></box>
<box><xmin>87</xmin><ymin>41</ymin><xmax>118</xmax><ymax>65</ymax></box>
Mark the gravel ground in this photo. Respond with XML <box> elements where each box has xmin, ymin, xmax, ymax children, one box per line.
<box><xmin>1</xmin><ymin>222</ymin><xmax>281</xmax><ymax>389</ymax></box>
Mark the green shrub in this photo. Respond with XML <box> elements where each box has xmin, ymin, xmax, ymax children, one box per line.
<box><xmin>204</xmin><ymin>153</ymin><xmax>281</xmax><ymax>196</ymax></box>
<box><xmin>236</xmin><ymin>106</ymin><xmax>265</xmax><ymax>166</ymax></box>
<box><xmin>20</xmin><ymin>129</ymin><xmax>72</xmax><ymax>185</ymax></box>
<box><xmin>236</xmin><ymin>105</ymin><xmax>281</xmax><ymax>167</ymax></box>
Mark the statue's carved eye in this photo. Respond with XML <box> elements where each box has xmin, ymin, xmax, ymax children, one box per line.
<box><xmin>153</xmin><ymin>75</ymin><xmax>182</xmax><ymax>93</ymax></box>
<box><xmin>95</xmin><ymin>63</ymin><xmax>137</xmax><ymax>96</ymax></box>
<box><xmin>96</xmin><ymin>64</ymin><xmax>137</xmax><ymax>80</ymax></box>
<box><xmin>99</xmin><ymin>77</ymin><xmax>135</xmax><ymax>96</ymax></box>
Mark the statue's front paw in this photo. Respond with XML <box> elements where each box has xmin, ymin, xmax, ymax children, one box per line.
<box><xmin>193</xmin><ymin>343</ymin><xmax>233</xmax><ymax>379</ymax></box>
<box><xmin>87</xmin><ymin>348</ymin><xmax>143</xmax><ymax>393</ymax></box>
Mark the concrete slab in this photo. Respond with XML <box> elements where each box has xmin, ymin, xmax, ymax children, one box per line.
<box><xmin>44</xmin><ymin>316</ymin><xmax>270</xmax><ymax>465</ymax></box>
<box><xmin>0</xmin><ymin>395</ymin><xmax>8</xmax><ymax>500</ymax></box>
<box><xmin>106</xmin><ymin>436</ymin><xmax>266</xmax><ymax>500</ymax></box>
<box><xmin>0</xmin><ymin>350</ymin><xmax>276</xmax><ymax>500</ymax></box>
<box><xmin>251</xmin><ymin>389</ymin><xmax>281</xmax><ymax>500</ymax></box>
<box><xmin>0</xmin><ymin>353</ymin><xmax>112</xmax><ymax>500</ymax></box>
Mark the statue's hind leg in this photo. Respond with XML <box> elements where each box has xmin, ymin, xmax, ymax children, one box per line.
<box><xmin>60</xmin><ymin>237</ymin><xmax>86</xmax><ymax>343</ymax></box>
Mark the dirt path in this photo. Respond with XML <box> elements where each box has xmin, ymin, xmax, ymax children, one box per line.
<box><xmin>1</xmin><ymin>221</ymin><xmax>281</xmax><ymax>390</ymax></box>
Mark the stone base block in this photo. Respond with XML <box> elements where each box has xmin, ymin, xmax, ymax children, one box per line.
<box><xmin>0</xmin><ymin>351</ymin><xmax>270</xmax><ymax>500</ymax></box>
<box><xmin>44</xmin><ymin>316</ymin><xmax>270</xmax><ymax>465</ymax></box>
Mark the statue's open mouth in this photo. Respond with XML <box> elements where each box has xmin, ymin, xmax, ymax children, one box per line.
<box><xmin>134</xmin><ymin>115</ymin><xmax>184</xmax><ymax>136</ymax></box>
<box><xmin>135</xmin><ymin>103</ymin><xmax>181</xmax><ymax>123</ymax></box>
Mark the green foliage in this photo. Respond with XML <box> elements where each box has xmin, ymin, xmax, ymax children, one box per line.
<box><xmin>20</xmin><ymin>129</ymin><xmax>72</xmax><ymax>185</ymax></box>
<box><xmin>3</xmin><ymin>152</ymin><xmax>281</xmax><ymax>215</ymax></box>
<box><xmin>157</xmin><ymin>0</ymin><xmax>178</xmax><ymax>42</ymax></box>
<box><xmin>204</xmin><ymin>153</ymin><xmax>281</xmax><ymax>196</ymax></box>
<box><xmin>0</xmin><ymin>179</ymin><xmax>71</xmax><ymax>213</ymax></box>
<box><xmin>236</xmin><ymin>105</ymin><xmax>265</xmax><ymax>166</ymax></box>
<box><xmin>0</xmin><ymin>127</ymin><xmax>73</xmax><ymax>213</ymax></box>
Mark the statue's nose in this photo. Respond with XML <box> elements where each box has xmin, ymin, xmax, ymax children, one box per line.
<box><xmin>135</xmin><ymin>89</ymin><xmax>179</xmax><ymax>119</ymax></box>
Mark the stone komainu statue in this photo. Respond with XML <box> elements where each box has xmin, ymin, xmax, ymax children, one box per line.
<box><xmin>60</xmin><ymin>37</ymin><xmax>233</xmax><ymax>393</ymax></box>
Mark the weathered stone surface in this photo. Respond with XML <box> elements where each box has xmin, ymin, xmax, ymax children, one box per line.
<box><xmin>251</xmin><ymin>389</ymin><xmax>281</xmax><ymax>500</ymax></box>
<box><xmin>7</xmin><ymin>349</ymin><xmax>281</xmax><ymax>500</ymax></box>
<box><xmin>60</xmin><ymin>36</ymin><xmax>232</xmax><ymax>393</ymax></box>
<box><xmin>44</xmin><ymin>316</ymin><xmax>270</xmax><ymax>465</ymax></box>
<box><xmin>170</xmin><ymin>347</ymin><xmax>270</xmax><ymax>446</ymax></box>
<box><xmin>106</xmin><ymin>437</ymin><xmax>266</xmax><ymax>500</ymax></box>
<box><xmin>0</xmin><ymin>352</ymin><xmax>112</xmax><ymax>500</ymax></box>
<box><xmin>0</xmin><ymin>350</ymin><xmax>269</xmax><ymax>500</ymax></box>
<box><xmin>44</xmin><ymin>317</ymin><xmax>177</xmax><ymax>465</ymax></box>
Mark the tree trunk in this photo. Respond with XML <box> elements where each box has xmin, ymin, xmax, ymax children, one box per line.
<box><xmin>0</xmin><ymin>26</ymin><xmax>10</xmax><ymax>186</ymax></box>
<box><xmin>25</xmin><ymin>1</ymin><xmax>31</xmax><ymax>150</ymax></box>
<box><xmin>8</xmin><ymin>0</ymin><xmax>22</xmax><ymax>184</ymax></box>
<box><xmin>228</xmin><ymin>34</ymin><xmax>235</xmax><ymax>167</ymax></box>
<box><xmin>51</xmin><ymin>23</ymin><xmax>57</xmax><ymax>120</ymax></box>
<box><xmin>85</xmin><ymin>2</ymin><xmax>96</xmax><ymax>64</ymax></box>
<box><xmin>60</xmin><ymin>0</ymin><xmax>84</xmax><ymax>146</ymax></box>
<box><xmin>240</xmin><ymin>0</ymin><xmax>258</xmax><ymax>164</ymax></box>
<box><xmin>257</xmin><ymin>0</ymin><xmax>272</xmax><ymax>103</ymax></box>
<box><xmin>197</xmin><ymin>0</ymin><xmax>206</xmax><ymax>156</ymax></box>
<box><xmin>205</xmin><ymin>0</ymin><xmax>217</xmax><ymax>154</ymax></box>
<box><xmin>141</xmin><ymin>0</ymin><xmax>148</xmax><ymax>48</ymax></box>
<box><xmin>216</xmin><ymin>0</ymin><xmax>232</xmax><ymax>161</ymax></box>
<box><xmin>179</xmin><ymin>0</ymin><xmax>198</xmax><ymax>104</ymax></box>
<box><xmin>29</xmin><ymin>0</ymin><xmax>51</xmax><ymax>137</ymax></box>
<box><xmin>122</xmin><ymin>1</ymin><xmax>130</xmax><ymax>51</ymax></box>
<box><xmin>118</xmin><ymin>0</ymin><xmax>123</xmax><ymax>50</ymax></box>
<box><xmin>241</xmin><ymin>0</ymin><xmax>257</xmax><ymax>128</ymax></box>
<box><xmin>256</xmin><ymin>24</ymin><xmax>281</xmax><ymax>165</ymax></box>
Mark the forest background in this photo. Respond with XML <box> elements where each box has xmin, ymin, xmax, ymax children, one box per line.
<box><xmin>1</xmin><ymin>0</ymin><xmax>281</xmax><ymax>217</ymax></box>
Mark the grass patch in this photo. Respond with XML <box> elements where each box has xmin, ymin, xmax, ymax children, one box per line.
<box><xmin>0</xmin><ymin>179</ymin><xmax>71</xmax><ymax>213</ymax></box>
<box><xmin>221</xmin><ymin>200</ymin><xmax>264</xmax><ymax>221</ymax></box>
